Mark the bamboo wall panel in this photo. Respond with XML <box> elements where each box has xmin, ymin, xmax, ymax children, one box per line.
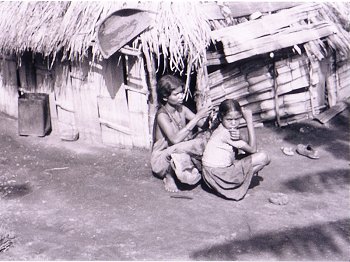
<box><xmin>337</xmin><ymin>60</ymin><xmax>350</xmax><ymax>100</ymax></box>
<box><xmin>96</xmin><ymin>57</ymin><xmax>133</xmax><ymax>147</ymax></box>
<box><xmin>207</xmin><ymin>53</ymin><xmax>327</xmax><ymax>126</ymax></box>
<box><xmin>0</xmin><ymin>58</ymin><xmax>18</xmax><ymax>117</ymax></box>
<box><xmin>71</xmin><ymin>61</ymin><xmax>102</xmax><ymax>144</ymax></box>
<box><xmin>34</xmin><ymin>61</ymin><xmax>57</xmax><ymax>132</ymax></box>
<box><xmin>53</xmin><ymin>62</ymin><xmax>78</xmax><ymax>141</ymax></box>
<box><xmin>126</xmin><ymin>55</ymin><xmax>150</xmax><ymax>148</ymax></box>
<box><xmin>97</xmin><ymin>89</ymin><xmax>133</xmax><ymax>148</ymax></box>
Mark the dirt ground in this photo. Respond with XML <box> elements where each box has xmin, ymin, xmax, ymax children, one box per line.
<box><xmin>0</xmin><ymin>108</ymin><xmax>349</xmax><ymax>261</ymax></box>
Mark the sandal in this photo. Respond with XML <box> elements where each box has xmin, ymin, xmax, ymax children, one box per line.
<box><xmin>296</xmin><ymin>144</ymin><xmax>320</xmax><ymax>159</ymax></box>
<box><xmin>281</xmin><ymin>147</ymin><xmax>294</xmax><ymax>156</ymax></box>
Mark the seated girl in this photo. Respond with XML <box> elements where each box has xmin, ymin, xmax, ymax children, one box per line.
<box><xmin>202</xmin><ymin>99</ymin><xmax>271</xmax><ymax>200</ymax></box>
<box><xmin>151</xmin><ymin>75</ymin><xmax>212</xmax><ymax>192</ymax></box>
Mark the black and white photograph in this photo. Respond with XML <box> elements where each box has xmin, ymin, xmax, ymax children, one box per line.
<box><xmin>0</xmin><ymin>1</ymin><xmax>349</xmax><ymax>260</ymax></box>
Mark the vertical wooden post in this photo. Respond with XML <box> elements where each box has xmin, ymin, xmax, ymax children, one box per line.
<box><xmin>195</xmin><ymin>64</ymin><xmax>209</xmax><ymax>110</ymax></box>
<box><xmin>142</xmin><ymin>45</ymin><xmax>158</xmax><ymax>147</ymax></box>
<box><xmin>271</xmin><ymin>55</ymin><xmax>281</xmax><ymax>127</ymax></box>
<box><xmin>326</xmin><ymin>51</ymin><xmax>338</xmax><ymax>107</ymax></box>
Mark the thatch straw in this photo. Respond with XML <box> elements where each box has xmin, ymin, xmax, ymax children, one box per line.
<box><xmin>0</xmin><ymin>1</ymin><xmax>212</xmax><ymax>72</ymax></box>
<box><xmin>140</xmin><ymin>2</ymin><xmax>212</xmax><ymax>74</ymax></box>
<box><xmin>0</xmin><ymin>1</ymin><xmax>127</xmax><ymax>61</ymax></box>
<box><xmin>0</xmin><ymin>1</ymin><xmax>348</xmax><ymax>79</ymax></box>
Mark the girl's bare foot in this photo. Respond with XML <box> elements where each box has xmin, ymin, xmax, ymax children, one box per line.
<box><xmin>163</xmin><ymin>173</ymin><xmax>179</xmax><ymax>192</ymax></box>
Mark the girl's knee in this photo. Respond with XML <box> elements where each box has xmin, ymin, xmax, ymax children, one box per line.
<box><xmin>253</xmin><ymin>150</ymin><xmax>271</xmax><ymax>166</ymax></box>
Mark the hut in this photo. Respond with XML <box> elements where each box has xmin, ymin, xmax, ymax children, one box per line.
<box><xmin>0</xmin><ymin>1</ymin><xmax>349</xmax><ymax>149</ymax></box>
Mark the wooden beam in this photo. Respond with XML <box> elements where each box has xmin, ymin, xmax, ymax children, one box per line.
<box><xmin>223</xmin><ymin>2</ymin><xmax>302</xmax><ymax>18</ymax></box>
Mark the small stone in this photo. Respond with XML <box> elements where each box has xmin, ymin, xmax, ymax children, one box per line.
<box><xmin>269</xmin><ymin>193</ymin><xmax>289</xmax><ymax>205</ymax></box>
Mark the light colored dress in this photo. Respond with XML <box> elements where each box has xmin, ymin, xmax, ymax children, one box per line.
<box><xmin>202</xmin><ymin>124</ymin><xmax>253</xmax><ymax>200</ymax></box>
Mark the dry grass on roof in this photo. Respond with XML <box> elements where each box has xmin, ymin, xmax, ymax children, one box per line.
<box><xmin>0</xmin><ymin>1</ymin><xmax>126</xmax><ymax>61</ymax></box>
<box><xmin>140</xmin><ymin>1</ymin><xmax>212</xmax><ymax>75</ymax></box>
<box><xmin>0</xmin><ymin>1</ymin><xmax>211</xmax><ymax>74</ymax></box>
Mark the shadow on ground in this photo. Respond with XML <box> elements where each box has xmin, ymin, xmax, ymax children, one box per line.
<box><xmin>265</xmin><ymin>108</ymin><xmax>349</xmax><ymax>161</ymax></box>
<box><xmin>191</xmin><ymin>218</ymin><xmax>350</xmax><ymax>261</ymax></box>
<box><xmin>0</xmin><ymin>183</ymin><xmax>31</xmax><ymax>199</ymax></box>
<box><xmin>283</xmin><ymin>168</ymin><xmax>350</xmax><ymax>194</ymax></box>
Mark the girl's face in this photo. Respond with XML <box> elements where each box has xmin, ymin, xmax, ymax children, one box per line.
<box><xmin>166</xmin><ymin>86</ymin><xmax>184</xmax><ymax>106</ymax></box>
<box><xmin>221</xmin><ymin>110</ymin><xmax>241</xmax><ymax>130</ymax></box>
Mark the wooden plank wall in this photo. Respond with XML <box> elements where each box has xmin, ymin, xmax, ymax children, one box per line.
<box><xmin>125</xmin><ymin>54</ymin><xmax>150</xmax><ymax>148</ymax></box>
<box><xmin>70</xmin><ymin>60</ymin><xmax>102</xmax><ymax>144</ymax></box>
<box><xmin>0</xmin><ymin>56</ymin><xmax>18</xmax><ymax>117</ymax></box>
<box><xmin>336</xmin><ymin>59</ymin><xmax>350</xmax><ymax>101</ymax></box>
<box><xmin>96</xmin><ymin>55</ymin><xmax>133</xmax><ymax>148</ymax></box>
<box><xmin>0</xmin><ymin>52</ymin><xmax>151</xmax><ymax>148</ymax></box>
<box><xmin>53</xmin><ymin>61</ymin><xmax>79</xmax><ymax>141</ymax></box>
<box><xmin>207</xmin><ymin>53</ymin><xmax>328</xmax><ymax>126</ymax></box>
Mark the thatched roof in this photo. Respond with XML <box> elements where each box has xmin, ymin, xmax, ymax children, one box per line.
<box><xmin>0</xmin><ymin>1</ymin><xmax>211</xmax><ymax>73</ymax></box>
<box><xmin>0</xmin><ymin>1</ymin><xmax>349</xmax><ymax>74</ymax></box>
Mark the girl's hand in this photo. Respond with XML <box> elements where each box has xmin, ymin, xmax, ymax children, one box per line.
<box><xmin>229</xmin><ymin>128</ymin><xmax>240</xmax><ymax>140</ymax></box>
<box><xmin>242</xmin><ymin>108</ymin><xmax>253</xmax><ymax>123</ymax></box>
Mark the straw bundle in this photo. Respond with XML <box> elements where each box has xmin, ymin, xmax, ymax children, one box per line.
<box><xmin>0</xmin><ymin>1</ymin><xmax>212</xmax><ymax>79</ymax></box>
<box><xmin>0</xmin><ymin>1</ymin><xmax>125</xmax><ymax>62</ymax></box>
<box><xmin>140</xmin><ymin>1</ymin><xmax>212</xmax><ymax>78</ymax></box>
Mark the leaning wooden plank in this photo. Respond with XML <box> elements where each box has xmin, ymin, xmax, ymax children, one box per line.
<box><xmin>221</xmin><ymin>9</ymin><xmax>321</xmax><ymax>47</ymax></box>
<box><xmin>219</xmin><ymin>8</ymin><xmax>322</xmax><ymax>47</ymax></box>
<box><xmin>223</xmin><ymin>24</ymin><xmax>335</xmax><ymax>64</ymax></box>
<box><xmin>222</xmin><ymin>2</ymin><xmax>302</xmax><ymax>19</ymax></box>
<box><xmin>211</xmin><ymin>2</ymin><xmax>319</xmax><ymax>40</ymax></box>
<box><xmin>223</xmin><ymin>22</ymin><xmax>333</xmax><ymax>55</ymax></box>
<box><xmin>99</xmin><ymin>117</ymin><xmax>132</xmax><ymax>135</ymax></box>
<box><xmin>314</xmin><ymin>101</ymin><xmax>348</xmax><ymax>124</ymax></box>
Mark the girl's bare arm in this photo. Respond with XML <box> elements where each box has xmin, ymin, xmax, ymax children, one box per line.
<box><xmin>225</xmin><ymin>109</ymin><xmax>257</xmax><ymax>154</ymax></box>
<box><xmin>242</xmin><ymin>108</ymin><xmax>257</xmax><ymax>152</ymax></box>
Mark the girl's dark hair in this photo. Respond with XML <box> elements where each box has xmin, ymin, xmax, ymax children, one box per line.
<box><xmin>210</xmin><ymin>99</ymin><xmax>242</xmax><ymax>131</ymax></box>
<box><xmin>218</xmin><ymin>99</ymin><xmax>242</xmax><ymax>120</ymax></box>
<box><xmin>157</xmin><ymin>75</ymin><xmax>184</xmax><ymax>105</ymax></box>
